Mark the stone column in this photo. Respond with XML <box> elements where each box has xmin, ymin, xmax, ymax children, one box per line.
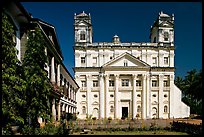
<box><xmin>105</xmin><ymin>74</ymin><xmax>109</xmax><ymax>118</ymax></box>
<box><xmin>146</xmin><ymin>74</ymin><xmax>151</xmax><ymax>119</ymax></box>
<box><xmin>52</xmin><ymin>98</ymin><xmax>56</xmax><ymax>121</ymax></box>
<box><xmin>57</xmin><ymin>64</ymin><xmax>60</xmax><ymax>87</ymax></box>
<box><xmin>114</xmin><ymin>74</ymin><xmax>119</xmax><ymax>119</ymax></box>
<box><xmin>65</xmin><ymin>104</ymin><xmax>68</xmax><ymax>113</ymax></box>
<box><xmin>57</xmin><ymin>100</ymin><xmax>61</xmax><ymax>121</ymax></box>
<box><xmin>99</xmin><ymin>73</ymin><xmax>105</xmax><ymax>119</ymax></box>
<box><xmin>169</xmin><ymin>74</ymin><xmax>174</xmax><ymax>118</ymax></box>
<box><xmin>51</xmin><ymin>57</ymin><xmax>55</xmax><ymax>83</ymax></box>
<box><xmin>159</xmin><ymin>74</ymin><xmax>164</xmax><ymax>119</ymax></box>
<box><xmin>132</xmin><ymin>74</ymin><xmax>137</xmax><ymax>119</ymax></box>
<box><xmin>142</xmin><ymin>74</ymin><xmax>146</xmax><ymax>119</ymax></box>
<box><xmin>62</xmin><ymin>103</ymin><xmax>65</xmax><ymax>112</ymax></box>
<box><xmin>68</xmin><ymin>105</ymin><xmax>70</xmax><ymax>113</ymax></box>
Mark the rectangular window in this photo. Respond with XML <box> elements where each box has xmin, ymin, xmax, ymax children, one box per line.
<box><xmin>109</xmin><ymin>80</ymin><xmax>114</xmax><ymax>87</ymax></box>
<box><xmin>163</xmin><ymin>80</ymin><xmax>169</xmax><ymax>87</ymax></box>
<box><xmin>81</xmin><ymin>57</ymin><xmax>85</xmax><ymax>64</ymax></box>
<box><xmin>93</xmin><ymin>80</ymin><xmax>98</xmax><ymax>87</ymax></box>
<box><xmin>93</xmin><ymin>57</ymin><xmax>97</xmax><ymax>66</ymax></box>
<box><xmin>152</xmin><ymin>57</ymin><xmax>157</xmax><ymax>65</ymax></box>
<box><xmin>164</xmin><ymin>57</ymin><xmax>168</xmax><ymax>65</ymax></box>
<box><xmin>122</xmin><ymin>79</ymin><xmax>129</xmax><ymax>87</ymax></box>
<box><xmin>81</xmin><ymin>81</ymin><xmax>86</xmax><ymax>87</ymax></box>
<box><xmin>124</xmin><ymin>60</ymin><xmax>128</xmax><ymax>66</ymax></box>
<box><xmin>152</xmin><ymin>80</ymin><xmax>158</xmax><ymax>87</ymax></box>
<box><xmin>164</xmin><ymin>32</ymin><xmax>169</xmax><ymax>41</ymax></box>
<box><xmin>136</xmin><ymin>80</ymin><xmax>142</xmax><ymax>87</ymax></box>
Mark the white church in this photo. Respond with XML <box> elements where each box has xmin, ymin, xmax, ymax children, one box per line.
<box><xmin>74</xmin><ymin>11</ymin><xmax>190</xmax><ymax>119</ymax></box>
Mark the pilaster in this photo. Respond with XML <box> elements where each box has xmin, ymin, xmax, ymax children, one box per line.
<box><xmin>86</xmin><ymin>74</ymin><xmax>92</xmax><ymax>116</ymax></box>
<box><xmin>159</xmin><ymin>74</ymin><xmax>164</xmax><ymax>119</ymax></box>
<box><xmin>146</xmin><ymin>74</ymin><xmax>151</xmax><ymax>119</ymax></box>
<box><xmin>142</xmin><ymin>74</ymin><xmax>146</xmax><ymax>119</ymax></box>
<box><xmin>132</xmin><ymin>74</ymin><xmax>137</xmax><ymax>119</ymax></box>
<box><xmin>105</xmin><ymin>74</ymin><xmax>109</xmax><ymax>118</ymax></box>
<box><xmin>169</xmin><ymin>74</ymin><xmax>174</xmax><ymax>118</ymax></box>
<box><xmin>99</xmin><ymin>72</ymin><xmax>105</xmax><ymax>118</ymax></box>
<box><xmin>114</xmin><ymin>74</ymin><xmax>119</xmax><ymax>119</ymax></box>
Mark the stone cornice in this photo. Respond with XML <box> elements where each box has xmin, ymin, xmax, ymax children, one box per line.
<box><xmin>74</xmin><ymin>45</ymin><xmax>175</xmax><ymax>50</ymax></box>
<box><xmin>150</xmin><ymin>67</ymin><xmax>175</xmax><ymax>72</ymax></box>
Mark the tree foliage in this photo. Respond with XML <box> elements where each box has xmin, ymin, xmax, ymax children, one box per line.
<box><xmin>2</xmin><ymin>12</ymin><xmax>26</xmax><ymax>132</ymax></box>
<box><xmin>175</xmin><ymin>69</ymin><xmax>202</xmax><ymax>116</ymax></box>
<box><xmin>22</xmin><ymin>26</ymin><xmax>54</xmax><ymax>128</ymax></box>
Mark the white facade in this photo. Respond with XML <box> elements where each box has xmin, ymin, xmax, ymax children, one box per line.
<box><xmin>74</xmin><ymin>11</ymin><xmax>190</xmax><ymax>119</ymax></box>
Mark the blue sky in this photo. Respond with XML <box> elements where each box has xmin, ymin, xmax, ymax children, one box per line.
<box><xmin>21</xmin><ymin>2</ymin><xmax>202</xmax><ymax>78</ymax></box>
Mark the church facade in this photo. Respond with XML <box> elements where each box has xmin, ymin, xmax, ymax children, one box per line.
<box><xmin>74</xmin><ymin>11</ymin><xmax>190</xmax><ymax>119</ymax></box>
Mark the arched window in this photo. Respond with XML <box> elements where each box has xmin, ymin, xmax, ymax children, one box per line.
<box><xmin>82</xmin><ymin>106</ymin><xmax>86</xmax><ymax>114</ymax></box>
<box><xmin>137</xmin><ymin>105</ymin><xmax>141</xmax><ymax>112</ymax></box>
<box><xmin>80</xmin><ymin>31</ymin><xmax>86</xmax><ymax>40</ymax></box>
<box><xmin>153</xmin><ymin>37</ymin><xmax>156</xmax><ymax>43</ymax></box>
<box><xmin>152</xmin><ymin>107</ymin><xmax>157</xmax><ymax>118</ymax></box>
<box><xmin>110</xmin><ymin>106</ymin><xmax>114</xmax><ymax>113</ymax></box>
<box><xmin>92</xmin><ymin>108</ymin><xmax>99</xmax><ymax>118</ymax></box>
<box><xmin>164</xmin><ymin>32</ymin><xmax>169</xmax><ymax>41</ymax></box>
<box><xmin>164</xmin><ymin>105</ymin><xmax>168</xmax><ymax>113</ymax></box>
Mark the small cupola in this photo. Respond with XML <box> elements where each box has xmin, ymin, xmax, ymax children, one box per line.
<box><xmin>113</xmin><ymin>35</ymin><xmax>120</xmax><ymax>44</ymax></box>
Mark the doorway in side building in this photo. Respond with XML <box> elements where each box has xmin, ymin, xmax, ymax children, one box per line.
<box><xmin>122</xmin><ymin>107</ymin><xmax>128</xmax><ymax>118</ymax></box>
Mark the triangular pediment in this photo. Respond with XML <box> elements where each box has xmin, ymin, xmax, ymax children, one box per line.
<box><xmin>75</xmin><ymin>20</ymin><xmax>91</xmax><ymax>26</ymax></box>
<box><xmin>103</xmin><ymin>52</ymin><xmax>150</xmax><ymax>68</ymax></box>
<box><xmin>92</xmin><ymin>101</ymin><xmax>99</xmax><ymax>105</ymax></box>
<box><xmin>159</xmin><ymin>21</ymin><xmax>173</xmax><ymax>27</ymax></box>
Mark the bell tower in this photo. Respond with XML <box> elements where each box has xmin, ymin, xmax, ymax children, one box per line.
<box><xmin>74</xmin><ymin>11</ymin><xmax>93</xmax><ymax>46</ymax></box>
<box><xmin>150</xmin><ymin>11</ymin><xmax>174</xmax><ymax>46</ymax></box>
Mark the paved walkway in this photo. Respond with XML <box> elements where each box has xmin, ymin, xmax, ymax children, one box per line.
<box><xmin>70</xmin><ymin>118</ymin><xmax>202</xmax><ymax>129</ymax></box>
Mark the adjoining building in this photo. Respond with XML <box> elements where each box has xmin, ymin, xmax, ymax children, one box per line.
<box><xmin>3</xmin><ymin>1</ymin><xmax>79</xmax><ymax>122</ymax></box>
<box><xmin>74</xmin><ymin>11</ymin><xmax>190</xmax><ymax>119</ymax></box>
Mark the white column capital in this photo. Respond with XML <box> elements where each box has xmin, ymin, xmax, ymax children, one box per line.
<box><xmin>86</xmin><ymin>74</ymin><xmax>92</xmax><ymax>79</ymax></box>
<box><xmin>170</xmin><ymin>74</ymin><xmax>174</xmax><ymax>81</ymax></box>
<box><xmin>104</xmin><ymin>74</ymin><xmax>109</xmax><ymax>79</ymax></box>
<box><xmin>146</xmin><ymin>74</ymin><xmax>151</xmax><ymax>79</ymax></box>
<box><xmin>142</xmin><ymin>74</ymin><xmax>147</xmax><ymax>80</ymax></box>
<box><xmin>99</xmin><ymin>73</ymin><xmax>104</xmax><ymax>78</ymax></box>
<box><xmin>159</xmin><ymin>74</ymin><xmax>164</xmax><ymax>79</ymax></box>
<box><xmin>132</xmin><ymin>74</ymin><xmax>137</xmax><ymax>80</ymax></box>
<box><xmin>114</xmin><ymin>74</ymin><xmax>119</xmax><ymax>80</ymax></box>
<box><xmin>75</xmin><ymin>74</ymin><xmax>80</xmax><ymax>80</ymax></box>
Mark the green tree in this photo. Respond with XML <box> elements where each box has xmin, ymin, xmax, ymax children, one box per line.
<box><xmin>176</xmin><ymin>69</ymin><xmax>202</xmax><ymax>116</ymax></box>
<box><xmin>2</xmin><ymin>12</ymin><xmax>26</xmax><ymax>133</ymax></box>
<box><xmin>22</xmin><ymin>26</ymin><xmax>53</xmax><ymax>128</ymax></box>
